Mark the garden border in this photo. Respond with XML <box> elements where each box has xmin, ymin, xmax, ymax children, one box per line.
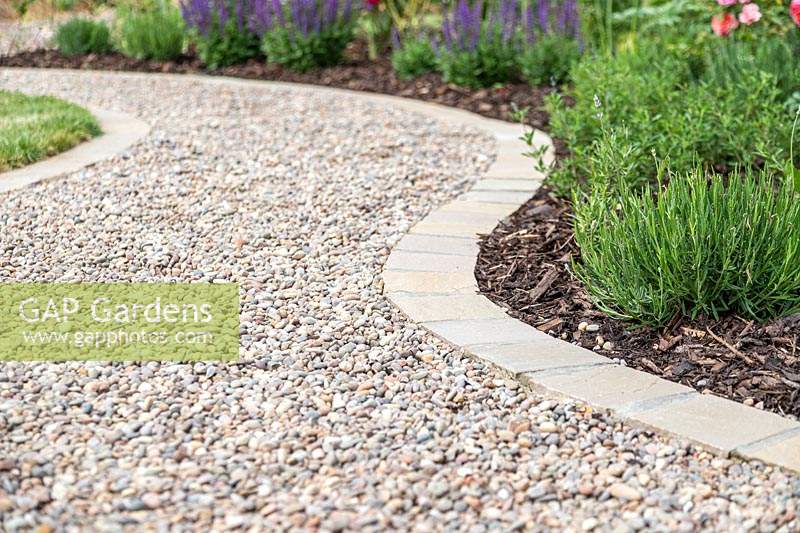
<box><xmin>0</xmin><ymin>104</ymin><xmax>150</xmax><ymax>193</ymax></box>
<box><xmin>3</xmin><ymin>68</ymin><xmax>799</xmax><ymax>473</ymax></box>
<box><xmin>366</xmin><ymin>91</ymin><xmax>800</xmax><ymax>475</ymax></box>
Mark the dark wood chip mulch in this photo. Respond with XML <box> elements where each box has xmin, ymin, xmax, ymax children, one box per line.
<box><xmin>475</xmin><ymin>187</ymin><xmax>800</xmax><ymax>419</ymax></box>
<box><xmin>0</xmin><ymin>47</ymin><xmax>553</xmax><ymax>130</ymax></box>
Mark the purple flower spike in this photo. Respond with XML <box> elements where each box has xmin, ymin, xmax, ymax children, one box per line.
<box><xmin>537</xmin><ymin>0</ymin><xmax>550</xmax><ymax>34</ymax></box>
<box><xmin>434</xmin><ymin>0</ymin><xmax>583</xmax><ymax>55</ymax></box>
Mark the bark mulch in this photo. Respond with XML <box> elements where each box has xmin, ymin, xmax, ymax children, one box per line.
<box><xmin>0</xmin><ymin>47</ymin><xmax>553</xmax><ymax>130</ymax></box>
<box><xmin>475</xmin><ymin>187</ymin><xmax>800</xmax><ymax>419</ymax></box>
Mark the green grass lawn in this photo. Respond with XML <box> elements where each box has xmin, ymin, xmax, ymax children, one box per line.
<box><xmin>0</xmin><ymin>90</ymin><xmax>101</xmax><ymax>172</ymax></box>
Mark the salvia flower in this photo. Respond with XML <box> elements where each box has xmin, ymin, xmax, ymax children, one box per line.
<box><xmin>282</xmin><ymin>0</ymin><xmax>355</xmax><ymax>34</ymax></box>
<box><xmin>181</xmin><ymin>0</ymin><xmax>276</xmax><ymax>36</ymax></box>
<box><xmin>437</xmin><ymin>0</ymin><xmax>579</xmax><ymax>54</ymax></box>
<box><xmin>524</xmin><ymin>0</ymin><xmax>579</xmax><ymax>44</ymax></box>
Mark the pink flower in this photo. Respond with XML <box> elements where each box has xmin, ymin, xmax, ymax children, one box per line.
<box><xmin>739</xmin><ymin>3</ymin><xmax>761</xmax><ymax>24</ymax></box>
<box><xmin>711</xmin><ymin>12</ymin><xmax>739</xmax><ymax>36</ymax></box>
<box><xmin>365</xmin><ymin>0</ymin><xmax>380</xmax><ymax>5</ymax></box>
<box><xmin>791</xmin><ymin>0</ymin><xmax>800</xmax><ymax>26</ymax></box>
<box><xmin>717</xmin><ymin>0</ymin><xmax>736</xmax><ymax>5</ymax></box>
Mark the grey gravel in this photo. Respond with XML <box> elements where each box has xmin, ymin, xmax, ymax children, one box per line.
<box><xmin>0</xmin><ymin>69</ymin><xmax>799</xmax><ymax>532</ymax></box>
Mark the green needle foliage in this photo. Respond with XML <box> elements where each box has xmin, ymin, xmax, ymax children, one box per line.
<box><xmin>115</xmin><ymin>0</ymin><xmax>186</xmax><ymax>61</ymax></box>
<box><xmin>55</xmin><ymin>18</ymin><xmax>113</xmax><ymax>56</ymax></box>
<box><xmin>0</xmin><ymin>91</ymin><xmax>100</xmax><ymax>171</ymax></box>
<box><xmin>573</xmin><ymin>166</ymin><xmax>800</xmax><ymax>327</ymax></box>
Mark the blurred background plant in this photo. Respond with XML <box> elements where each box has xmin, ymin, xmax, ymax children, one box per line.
<box><xmin>434</xmin><ymin>0</ymin><xmax>519</xmax><ymax>87</ymax></box>
<box><xmin>360</xmin><ymin>0</ymin><xmax>390</xmax><ymax>59</ymax></box>
<box><xmin>180</xmin><ymin>0</ymin><xmax>263</xmax><ymax>68</ymax></box>
<box><xmin>261</xmin><ymin>0</ymin><xmax>357</xmax><ymax>71</ymax></box>
<box><xmin>362</xmin><ymin>0</ymin><xmax>431</xmax><ymax>59</ymax></box>
<box><xmin>3</xmin><ymin>0</ymin><xmax>111</xmax><ymax>19</ymax></box>
<box><xmin>54</xmin><ymin>15</ymin><xmax>112</xmax><ymax>54</ymax></box>
<box><xmin>390</xmin><ymin>29</ymin><xmax>435</xmax><ymax>78</ymax></box>
<box><xmin>114</xmin><ymin>0</ymin><xmax>185</xmax><ymax>60</ymax></box>
<box><xmin>431</xmin><ymin>0</ymin><xmax>583</xmax><ymax>88</ymax></box>
<box><xmin>518</xmin><ymin>0</ymin><xmax>581</xmax><ymax>85</ymax></box>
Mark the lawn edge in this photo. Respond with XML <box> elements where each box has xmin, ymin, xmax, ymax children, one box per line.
<box><xmin>0</xmin><ymin>98</ymin><xmax>150</xmax><ymax>193</ymax></box>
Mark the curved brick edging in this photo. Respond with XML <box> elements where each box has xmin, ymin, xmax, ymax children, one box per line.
<box><xmin>3</xmin><ymin>68</ymin><xmax>799</xmax><ymax>473</ymax></box>
<box><xmin>0</xmin><ymin>105</ymin><xmax>150</xmax><ymax>193</ymax></box>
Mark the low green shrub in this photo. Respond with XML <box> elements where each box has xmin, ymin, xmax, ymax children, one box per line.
<box><xmin>391</xmin><ymin>36</ymin><xmax>436</xmax><ymax>80</ymax></box>
<box><xmin>54</xmin><ymin>18</ymin><xmax>113</xmax><ymax>56</ymax></box>
<box><xmin>519</xmin><ymin>34</ymin><xmax>580</xmax><ymax>86</ymax></box>
<box><xmin>180</xmin><ymin>0</ymin><xmax>262</xmax><ymax>69</ymax></box>
<box><xmin>262</xmin><ymin>26</ymin><xmax>354</xmax><ymax>72</ymax></box>
<box><xmin>437</xmin><ymin>34</ymin><xmax>518</xmax><ymax>88</ymax></box>
<box><xmin>196</xmin><ymin>21</ymin><xmax>261</xmax><ymax>69</ymax></box>
<box><xmin>546</xmin><ymin>41</ymin><xmax>791</xmax><ymax>194</ymax></box>
<box><xmin>703</xmin><ymin>36</ymin><xmax>800</xmax><ymax>103</ymax></box>
<box><xmin>261</xmin><ymin>0</ymin><xmax>357</xmax><ymax>72</ymax></box>
<box><xmin>573</xmin><ymin>167</ymin><xmax>800</xmax><ymax>326</ymax></box>
<box><xmin>115</xmin><ymin>0</ymin><xmax>186</xmax><ymax>61</ymax></box>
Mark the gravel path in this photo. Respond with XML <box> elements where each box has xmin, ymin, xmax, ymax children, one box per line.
<box><xmin>0</xmin><ymin>69</ymin><xmax>799</xmax><ymax>532</ymax></box>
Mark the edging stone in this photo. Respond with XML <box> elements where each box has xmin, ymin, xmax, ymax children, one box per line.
<box><xmin>370</xmin><ymin>83</ymin><xmax>800</xmax><ymax>474</ymax></box>
<box><xmin>0</xmin><ymin>105</ymin><xmax>150</xmax><ymax>193</ymax></box>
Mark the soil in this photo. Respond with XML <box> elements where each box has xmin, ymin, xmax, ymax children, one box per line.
<box><xmin>6</xmin><ymin>44</ymin><xmax>798</xmax><ymax>419</ymax></box>
<box><xmin>0</xmin><ymin>46</ymin><xmax>554</xmax><ymax>130</ymax></box>
<box><xmin>475</xmin><ymin>187</ymin><xmax>800</xmax><ymax>419</ymax></box>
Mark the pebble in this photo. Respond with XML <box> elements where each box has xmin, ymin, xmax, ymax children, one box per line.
<box><xmin>539</xmin><ymin>421</ymin><xmax>558</xmax><ymax>433</ymax></box>
<box><xmin>609</xmin><ymin>483</ymin><xmax>643</xmax><ymax>501</ymax></box>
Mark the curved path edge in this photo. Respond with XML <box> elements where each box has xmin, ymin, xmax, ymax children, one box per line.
<box><xmin>368</xmin><ymin>91</ymin><xmax>800</xmax><ymax>475</ymax></box>
<box><xmin>3</xmin><ymin>68</ymin><xmax>799</xmax><ymax>473</ymax></box>
<box><xmin>0</xmin><ymin>103</ymin><xmax>150</xmax><ymax>193</ymax></box>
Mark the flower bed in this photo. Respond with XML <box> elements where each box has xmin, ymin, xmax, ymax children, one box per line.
<box><xmin>18</xmin><ymin>0</ymin><xmax>584</xmax><ymax>90</ymax></box>
<box><xmin>478</xmin><ymin>0</ymin><xmax>800</xmax><ymax>419</ymax></box>
<box><xmin>476</xmin><ymin>187</ymin><xmax>800</xmax><ymax>419</ymax></box>
<box><xmin>2</xmin><ymin>0</ymin><xmax>582</xmax><ymax>128</ymax></box>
